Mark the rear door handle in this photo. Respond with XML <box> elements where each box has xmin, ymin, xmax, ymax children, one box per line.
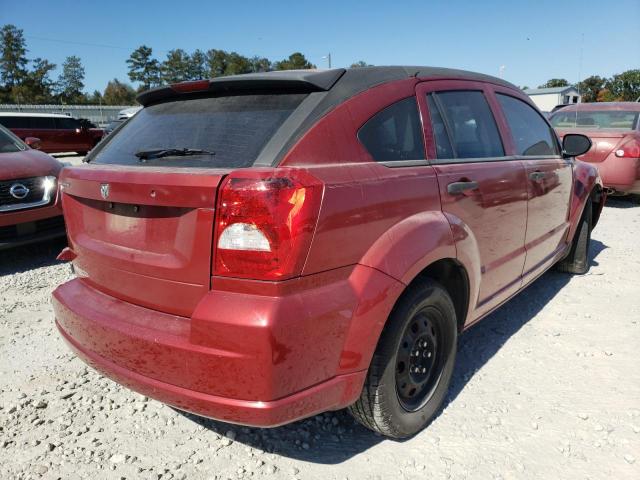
<box><xmin>447</xmin><ymin>181</ymin><xmax>479</xmax><ymax>195</ymax></box>
<box><xmin>529</xmin><ymin>171</ymin><xmax>546</xmax><ymax>181</ymax></box>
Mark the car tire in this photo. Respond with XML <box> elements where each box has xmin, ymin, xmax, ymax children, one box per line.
<box><xmin>348</xmin><ymin>279</ymin><xmax>458</xmax><ymax>438</ymax></box>
<box><xmin>557</xmin><ymin>198</ymin><xmax>592</xmax><ymax>274</ymax></box>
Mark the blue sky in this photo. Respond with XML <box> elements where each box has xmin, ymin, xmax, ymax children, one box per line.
<box><xmin>2</xmin><ymin>0</ymin><xmax>639</xmax><ymax>92</ymax></box>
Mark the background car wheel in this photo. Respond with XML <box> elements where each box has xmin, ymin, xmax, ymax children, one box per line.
<box><xmin>348</xmin><ymin>279</ymin><xmax>457</xmax><ymax>438</ymax></box>
<box><xmin>557</xmin><ymin>198</ymin><xmax>592</xmax><ymax>274</ymax></box>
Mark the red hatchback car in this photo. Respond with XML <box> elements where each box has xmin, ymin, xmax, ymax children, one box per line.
<box><xmin>550</xmin><ymin>102</ymin><xmax>640</xmax><ymax>195</ymax></box>
<box><xmin>52</xmin><ymin>67</ymin><xmax>602</xmax><ymax>438</ymax></box>
<box><xmin>0</xmin><ymin>113</ymin><xmax>103</xmax><ymax>155</ymax></box>
<box><xmin>0</xmin><ymin>125</ymin><xmax>65</xmax><ymax>249</ymax></box>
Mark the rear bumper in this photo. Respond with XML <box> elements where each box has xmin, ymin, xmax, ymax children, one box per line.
<box><xmin>57</xmin><ymin>321</ymin><xmax>364</xmax><ymax>427</ymax></box>
<box><xmin>52</xmin><ymin>265</ymin><xmax>401</xmax><ymax>426</ymax></box>
<box><xmin>592</xmin><ymin>157</ymin><xmax>640</xmax><ymax>194</ymax></box>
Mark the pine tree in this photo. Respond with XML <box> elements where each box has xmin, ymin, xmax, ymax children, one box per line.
<box><xmin>126</xmin><ymin>45</ymin><xmax>160</xmax><ymax>90</ymax></box>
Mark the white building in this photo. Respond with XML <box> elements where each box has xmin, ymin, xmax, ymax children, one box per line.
<box><xmin>524</xmin><ymin>86</ymin><xmax>581</xmax><ymax>112</ymax></box>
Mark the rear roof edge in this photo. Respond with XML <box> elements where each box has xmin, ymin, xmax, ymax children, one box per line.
<box><xmin>137</xmin><ymin>69</ymin><xmax>347</xmax><ymax>106</ymax></box>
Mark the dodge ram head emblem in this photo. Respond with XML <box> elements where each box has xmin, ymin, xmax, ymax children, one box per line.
<box><xmin>9</xmin><ymin>183</ymin><xmax>29</xmax><ymax>199</ymax></box>
<box><xmin>100</xmin><ymin>183</ymin><xmax>110</xmax><ymax>199</ymax></box>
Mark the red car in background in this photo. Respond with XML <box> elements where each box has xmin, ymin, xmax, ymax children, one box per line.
<box><xmin>0</xmin><ymin>113</ymin><xmax>103</xmax><ymax>155</ymax></box>
<box><xmin>0</xmin><ymin>125</ymin><xmax>65</xmax><ymax>249</ymax></box>
<box><xmin>52</xmin><ymin>67</ymin><xmax>602</xmax><ymax>438</ymax></box>
<box><xmin>550</xmin><ymin>103</ymin><xmax>640</xmax><ymax>195</ymax></box>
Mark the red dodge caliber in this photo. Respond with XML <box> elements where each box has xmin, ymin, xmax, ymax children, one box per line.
<box><xmin>53</xmin><ymin>67</ymin><xmax>603</xmax><ymax>438</ymax></box>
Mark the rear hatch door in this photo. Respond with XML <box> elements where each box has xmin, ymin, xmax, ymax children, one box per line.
<box><xmin>61</xmin><ymin>165</ymin><xmax>225</xmax><ymax>317</ymax></box>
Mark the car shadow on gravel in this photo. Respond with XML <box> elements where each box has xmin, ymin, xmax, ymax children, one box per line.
<box><xmin>0</xmin><ymin>237</ymin><xmax>67</xmax><ymax>277</ymax></box>
<box><xmin>603</xmin><ymin>196</ymin><xmax>639</xmax><ymax>209</ymax></box>
<box><xmin>176</xmin><ymin>240</ymin><xmax>608</xmax><ymax>464</ymax></box>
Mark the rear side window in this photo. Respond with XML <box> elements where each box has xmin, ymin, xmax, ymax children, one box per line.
<box><xmin>90</xmin><ymin>94</ymin><xmax>307</xmax><ymax>168</ymax></box>
<box><xmin>497</xmin><ymin>94</ymin><xmax>559</xmax><ymax>156</ymax></box>
<box><xmin>31</xmin><ymin>117</ymin><xmax>56</xmax><ymax>129</ymax></box>
<box><xmin>0</xmin><ymin>116</ymin><xmax>29</xmax><ymax>128</ymax></box>
<box><xmin>55</xmin><ymin>117</ymin><xmax>79</xmax><ymax>130</ymax></box>
<box><xmin>428</xmin><ymin>91</ymin><xmax>504</xmax><ymax>159</ymax></box>
<box><xmin>358</xmin><ymin>97</ymin><xmax>425</xmax><ymax>162</ymax></box>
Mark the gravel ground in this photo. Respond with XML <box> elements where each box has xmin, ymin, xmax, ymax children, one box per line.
<box><xmin>1</xmin><ymin>188</ymin><xmax>639</xmax><ymax>480</ymax></box>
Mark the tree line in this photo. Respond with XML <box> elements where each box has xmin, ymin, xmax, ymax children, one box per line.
<box><xmin>527</xmin><ymin>72</ymin><xmax>640</xmax><ymax>102</ymax></box>
<box><xmin>3</xmin><ymin>23</ymin><xmax>637</xmax><ymax>106</ymax></box>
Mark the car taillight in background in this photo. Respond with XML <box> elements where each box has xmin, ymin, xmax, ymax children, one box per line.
<box><xmin>213</xmin><ymin>169</ymin><xmax>323</xmax><ymax>280</ymax></box>
<box><xmin>615</xmin><ymin>139</ymin><xmax>640</xmax><ymax>158</ymax></box>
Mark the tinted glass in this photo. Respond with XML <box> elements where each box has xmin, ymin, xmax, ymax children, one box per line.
<box><xmin>0</xmin><ymin>116</ymin><xmax>30</xmax><ymax>128</ymax></box>
<box><xmin>426</xmin><ymin>94</ymin><xmax>454</xmax><ymax>159</ymax></box>
<box><xmin>550</xmin><ymin>110</ymin><xmax>639</xmax><ymax>130</ymax></box>
<box><xmin>497</xmin><ymin>94</ymin><xmax>559</xmax><ymax>156</ymax></box>
<box><xmin>30</xmin><ymin>117</ymin><xmax>56</xmax><ymax>129</ymax></box>
<box><xmin>55</xmin><ymin>117</ymin><xmax>79</xmax><ymax>129</ymax></box>
<box><xmin>91</xmin><ymin>94</ymin><xmax>306</xmax><ymax>168</ymax></box>
<box><xmin>358</xmin><ymin>97</ymin><xmax>424</xmax><ymax>162</ymax></box>
<box><xmin>0</xmin><ymin>125</ymin><xmax>26</xmax><ymax>153</ymax></box>
<box><xmin>432</xmin><ymin>91</ymin><xmax>504</xmax><ymax>158</ymax></box>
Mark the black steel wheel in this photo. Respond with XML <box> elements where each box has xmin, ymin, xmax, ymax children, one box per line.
<box><xmin>349</xmin><ymin>279</ymin><xmax>458</xmax><ymax>438</ymax></box>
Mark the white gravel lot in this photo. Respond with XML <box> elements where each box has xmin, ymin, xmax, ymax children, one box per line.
<box><xmin>1</xmin><ymin>166</ymin><xmax>639</xmax><ymax>479</ymax></box>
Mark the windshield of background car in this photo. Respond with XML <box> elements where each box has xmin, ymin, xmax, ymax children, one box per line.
<box><xmin>89</xmin><ymin>93</ymin><xmax>308</xmax><ymax>168</ymax></box>
<box><xmin>0</xmin><ymin>125</ymin><xmax>26</xmax><ymax>154</ymax></box>
<box><xmin>550</xmin><ymin>110</ymin><xmax>639</xmax><ymax>130</ymax></box>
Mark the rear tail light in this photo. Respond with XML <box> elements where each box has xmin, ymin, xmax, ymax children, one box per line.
<box><xmin>213</xmin><ymin>169</ymin><xmax>323</xmax><ymax>280</ymax></box>
<box><xmin>615</xmin><ymin>139</ymin><xmax>640</xmax><ymax>158</ymax></box>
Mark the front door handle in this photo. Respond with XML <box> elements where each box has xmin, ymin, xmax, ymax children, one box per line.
<box><xmin>529</xmin><ymin>171</ymin><xmax>546</xmax><ymax>181</ymax></box>
<box><xmin>447</xmin><ymin>181</ymin><xmax>479</xmax><ymax>195</ymax></box>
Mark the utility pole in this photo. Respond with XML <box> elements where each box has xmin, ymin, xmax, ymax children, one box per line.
<box><xmin>322</xmin><ymin>53</ymin><xmax>332</xmax><ymax>69</ymax></box>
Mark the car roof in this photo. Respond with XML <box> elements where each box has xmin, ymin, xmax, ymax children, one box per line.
<box><xmin>138</xmin><ymin>66</ymin><xmax>518</xmax><ymax>107</ymax></box>
<box><xmin>0</xmin><ymin>112</ymin><xmax>72</xmax><ymax>118</ymax></box>
<box><xmin>554</xmin><ymin>102</ymin><xmax>640</xmax><ymax>112</ymax></box>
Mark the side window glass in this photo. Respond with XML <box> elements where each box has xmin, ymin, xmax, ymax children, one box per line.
<box><xmin>497</xmin><ymin>94</ymin><xmax>559</xmax><ymax>156</ymax></box>
<box><xmin>31</xmin><ymin>117</ymin><xmax>56</xmax><ymax>129</ymax></box>
<box><xmin>432</xmin><ymin>91</ymin><xmax>504</xmax><ymax>159</ymax></box>
<box><xmin>56</xmin><ymin>117</ymin><xmax>78</xmax><ymax>130</ymax></box>
<box><xmin>358</xmin><ymin>97</ymin><xmax>425</xmax><ymax>162</ymax></box>
<box><xmin>0</xmin><ymin>116</ymin><xmax>29</xmax><ymax>128</ymax></box>
<box><xmin>426</xmin><ymin>95</ymin><xmax>454</xmax><ymax>159</ymax></box>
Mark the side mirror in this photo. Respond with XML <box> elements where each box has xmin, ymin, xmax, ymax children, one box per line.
<box><xmin>563</xmin><ymin>134</ymin><xmax>592</xmax><ymax>158</ymax></box>
<box><xmin>25</xmin><ymin>137</ymin><xmax>42</xmax><ymax>150</ymax></box>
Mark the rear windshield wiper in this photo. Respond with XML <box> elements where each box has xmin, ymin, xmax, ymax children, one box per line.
<box><xmin>134</xmin><ymin>148</ymin><xmax>215</xmax><ymax>161</ymax></box>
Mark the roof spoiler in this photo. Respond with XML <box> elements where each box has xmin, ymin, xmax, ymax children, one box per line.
<box><xmin>137</xmin><ymin>69</ymin><xmax>347</xmax><ymax>106</ymax></box>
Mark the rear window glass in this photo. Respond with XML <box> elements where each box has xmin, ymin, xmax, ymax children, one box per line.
<box><xmin>550</xmin><ymin>110</ymin><xmax>639</xmax><ymax>130</ymax></box>
<box><xmin>90</xmin><ymin>94</ymin><xmax>307</xmax><ymax>168</ymax></box>
<box><xmin>55</xmin><ymin>117</ymin><xmax>79</xmax><ymax>130</ymax></box>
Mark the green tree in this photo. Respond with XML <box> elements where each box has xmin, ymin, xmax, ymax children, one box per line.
<box><xmin>224</xmin><ymin>52</ymin><xmax>252</xmax><ymax>75</ymax></box>
<box><xmin>102</xmin><ymin>78</ymin><xmax>137</xmax><ymax>105</ymax></box>
<box><xmin>273</xmin><ymin>52</ymin><xmax>315</xmax><ymax>70</ymax></box>
<box><xmin>188</xmin><ymin>49</ymin><xmax>207</xmax><ymax>80</ymax></box>
<box><xmin>538</xmin><ymin>78</ymin><xmax>570</xmax><ymax>88</ymax></box>
<box><xmin>12</xmin><ymin>57</ymin><xmax>56</xmax><ymax>103</ymax></box>
<box><xmin>250</xmin><ymin>56</ymin><xmax>272</xmax><ymax>73</ymax></box>
<box><xmin>126</xmin><ymin>45</ymin><xmax>160</xmax><ymax>90</ymax></box>
<box><xmin>0</xmin><ymin>24</ymin><xmax>28</xmax><ymax>89</ymax></box>
<box><xmin>56</xmin><ymin>55</ymin><xmax>85</xmax><ymax>103</ymax></box>
<box><xmin>206</xmin><ymin>49</ymin><xmax>228</xmax><ymax>77</ymax></box>
<box><xmin>350</xmin><ymin>60</ymin><xmax>371</xmax><ymax>68</ymax></box>
<box><xmin>161</xmin><ymin>49</ymin><xmax>191</xmax><ymax>83</ymax></box>
<box><xmin>604</xmin><ymin>69</ymin><xmax>640</xmax><ymax>101</ymax></box>
<box><xmin>576</xmin><ymin>75</ymin><xmax>606</xmax><ymax>103</ymax></box>
<box><xmin>87</xmin><ymin>90</ymin><xmax>103</xmax><ymax>104</ymax></box>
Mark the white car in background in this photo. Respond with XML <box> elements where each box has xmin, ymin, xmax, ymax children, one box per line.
<box><xmin>117</xmin><ymin>106</ymin><xmax>142</xmax><ymax>120</ymax></box>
